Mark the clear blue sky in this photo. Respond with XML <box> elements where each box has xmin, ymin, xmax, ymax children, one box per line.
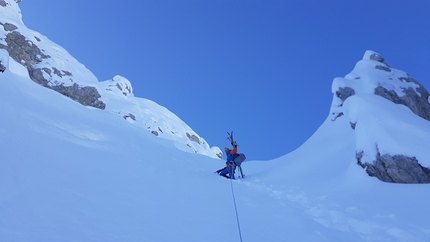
<box><xmin>20</xmin><ymin>1</ymin><xmax>430</xmax><ymax>160</ymax></box>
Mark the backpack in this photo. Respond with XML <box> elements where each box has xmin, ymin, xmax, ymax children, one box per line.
<box><xmin>233</xmin><ymin>153</ymin><xmax>246</xmax><ymax>166</ymax></box>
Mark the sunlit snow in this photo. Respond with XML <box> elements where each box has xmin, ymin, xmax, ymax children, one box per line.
<box><xmin>1</xmin><ymin>1</ymin><xmax>430</xmax><ymax>241</ymax></box>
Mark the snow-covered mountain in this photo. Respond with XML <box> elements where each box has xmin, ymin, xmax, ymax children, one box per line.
<box><xmin>2</xmin><ymin>0</ymin><xmax>430</xmax><ymax>241</ymax></box>
<box><xmin>0</xmin><ymin>0</ymin><xmax>221</xmax><ymax>159</ymax></box>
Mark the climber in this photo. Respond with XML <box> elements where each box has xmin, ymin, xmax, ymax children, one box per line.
<box><xmin>216</xmin><ymin>143</ymin><xmax>239</xmax><ymax>179</ymax></box>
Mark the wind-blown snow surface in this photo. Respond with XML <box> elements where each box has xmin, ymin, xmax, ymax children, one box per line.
<box><xmin>2</xmin><ymin>57</ymin><xmax>430</xmax><ymax>242</ymax></box>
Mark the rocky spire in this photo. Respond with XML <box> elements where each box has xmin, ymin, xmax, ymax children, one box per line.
<box><xmin>331</xmin><ymin>50</ymin><xmax>430</xmax><ymax>183</ymax></box>
<box><xmin>332</xmin><ymin>50</ymin><xmax>430</xmax><ymax>122</ymax></box>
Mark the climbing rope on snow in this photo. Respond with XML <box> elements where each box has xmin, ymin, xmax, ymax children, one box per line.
<box><xmin>230</xmin><ymin>179</ymin><xmax>243</xmax><ymax>242</ymax></box>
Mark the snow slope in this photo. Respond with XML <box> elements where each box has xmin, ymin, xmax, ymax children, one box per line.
<box><xmin>1</xmin><ymin>0</ymin><xmax>430</xmax><ymax>240</ymax></box>
<box><xmin>2</xmin><ymin>47</ymin><xmax>430</xmax><ymax>241</ymax></box>
<box><xmin>0</xmin><ymin>0</ymin><xmax>220</xmax><ymax>158</ymax></box>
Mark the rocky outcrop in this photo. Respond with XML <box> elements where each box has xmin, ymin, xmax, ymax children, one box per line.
<box><xmin>357</xmin><ymin>150</ymin><xmax>430</xmax><ymax>183</ymax></box>
<box><xmin>0</xmin><ymin>29</ymin><xmax>105</xmax><ymax>110</ymax></box>
<box><xmin>335</xmin><ymin>87</ymin><xmax>355</xmax><ymax>104</ymax></box>
<box><xmin>1</xmin><ymin>30</ymin><xmax>50</xmax><ymax>66</ymax></box>
<box><xmin>105</xmin><ymin>76</ymin><xmax>133</xmax><ymax>97</ymax></box>
<box><xmin>368</xmin><ymin>52</ymin><xmax>430</xmax><ymax>121</ymax></box>
<box><xmin>332</xmin><ymin>51</ymin><xmax>430</xmax><ymax>183</ymax></box>
<box><xmin>186</xmin><ymin>133</ymin><xmax>201</xmax><ymax>144</ymax></box>
<box><xmin>333</xmin><ymin>51</ymin><xmax>430</xmax><ymax>121</ymax></box>
<box><xmin>51</xmin><ymin>83</ymin><xmax>105</xmax><ymax>109</ymax></box>
<box><xmin>0</xmin><ymin>49</ymin><xmax>8</xmax><ymax>72</ymax></box>
<box><xmin>1</xmin><ymin>22</ymin><xmax>17</xmax><ymax>31</ymax></box>
<box><xmin>374</xmin><ymin>78</ymin><xmax>430</xmax><ymax>121</ymax></box>
<box><xmin>0</xmin><ymin>62</ymin><xmax>5</xmax><ymax>72</ymax></box>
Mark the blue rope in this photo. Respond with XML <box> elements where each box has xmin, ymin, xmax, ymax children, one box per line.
<box><xmin>230</xmin><ymin>179</ymin><xmax>243</xmax><ymax>242</ymax></box>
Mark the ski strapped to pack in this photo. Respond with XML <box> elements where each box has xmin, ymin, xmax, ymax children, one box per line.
<box><xmin>227</xmin><ymin>131</ymin><xmax>246</xmax><ymax>178</ymax></box>
<box><xmin>227</xmin><ymin>132</ymin><xmax>238</xmax><ymax>148</ymax></box>
<box><xmin>227</xmin><ymin>131</ymin><xmax>235</xmax><ymax>146</ymax></box>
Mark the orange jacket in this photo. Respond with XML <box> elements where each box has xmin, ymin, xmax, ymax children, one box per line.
<box><xmin>230</xmin><ymin>147</ymin><xmax>237</xmax><ymax>156</ymax></box>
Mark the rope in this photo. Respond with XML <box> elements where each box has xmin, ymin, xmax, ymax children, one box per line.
<box><xmin>230</xmin><ymin>178</ymin><xmax>243</xmax><ymax>242</ymax></box>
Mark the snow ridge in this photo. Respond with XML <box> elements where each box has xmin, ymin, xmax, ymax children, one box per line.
<box><xmin>0</xmin><ymin>0</ymin><xmax>221</xmax><ymax>158</ymax></box>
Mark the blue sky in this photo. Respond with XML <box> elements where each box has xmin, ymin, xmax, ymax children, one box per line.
<box><xmin>20</xmin><ymin>1</ymin><xmax>430</xmax><ymax>160</ymax></box>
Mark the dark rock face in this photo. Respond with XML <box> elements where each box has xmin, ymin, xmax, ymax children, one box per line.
<box><xmin>0</xmin><ymin>61</ymin><xmax>5</xmax><ymax>72</ymax></box>
<box><xmin>123</xmin><ymin>113</ymin><xmax>136</xmax><ymax>121</ymax></box>
<box><xmin>369</xmin><ymin>52</ymin><xmax>386</xmax><ymax>63</ymax></box>
<box><xmin>374</xmin><ymin>77</ymin><xmax>430</xmax><ymax>122</ymax></box>
<box><xmin>357</xmin><ymin>151</ymin><xmax>430</xmax><ymax>183</ymax></box>
<box><xmin>0</xmin><ymin>30</ymin><xmax>106</xmax><ymax>110</ymax></box>
<box><xmin>1</xmin><ymin>31</ymin><xmax>50</xmax><ymax>67</ymax></box>
<box><xmin>51</xmin><ymin>83</ymin><xmax>106</xmax><ymax>110</ymax></box>
<box><xmin>151</xmin><ymin>130</ymin><xmax>159</xmax><ymax>136</ymax></box>
<box><xmin>1</xmin><ymin>22</ymin><xmax>17</xmax><ymax>31</ymax></box>
<box><xmin>336</xmin><ymin>87</ymin><xmax>355</xmax><ymax>104</ymax></box>
<box><xmin>186</xmin><ymin>133</ymin><xmax>201</xmax><ymax>144</ymax></box>
<box><xmin>366</xmin><ymin>53</ymin><xmax>430</xmax><ymax>122</ymax></box>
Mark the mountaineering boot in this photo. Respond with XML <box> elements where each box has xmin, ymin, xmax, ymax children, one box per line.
<box><xmin>221</xmin><ymin>174</ymin><xmax>230</xmax><ymax>179</ymax></box>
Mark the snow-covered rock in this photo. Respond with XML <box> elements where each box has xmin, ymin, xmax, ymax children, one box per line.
<box><xmin>0</xmin><ymin>0</ymin><xmax>105</xmax><ymax>109</ymax></box>
<box><xmin>331</xmin><ymin>50</ymin><xmax>430</xmax><ymax>183</ymax></box>
<box><xmin>0</xmin><ymin>0</ymin><xmax>220</xmax><ymax>158</ymax></box>
<box><xmin>0</xmin><ymin>49</ymin><xmax>8</xmax><ymax>72</ymax></box>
